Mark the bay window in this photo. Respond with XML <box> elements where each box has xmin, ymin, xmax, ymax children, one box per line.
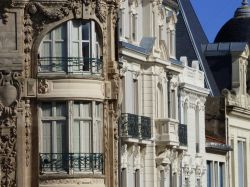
<box><xmin>38</xmin><ymin>20</ymin><xmax>102</xmax><ymax>74</ymax></box>
<box><xmin>39</xmin><ymin>100</ymin><xmax>103</xmax><ymax>173</ymax></box>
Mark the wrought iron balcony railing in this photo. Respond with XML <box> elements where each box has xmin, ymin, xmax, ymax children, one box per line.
<box><xmin>179</xmin><ymin>123</ymin><xmax>187</xmax><ymax>146</ymax></box>
<box><xmin>38</xmin><ymin>57</ymin><xmax>102</xmax><ymax>74</ymax></box>
<box><xmin>119</xmin><ymin>113</ymin><xmax>151</xmax><ymax>139</ymax></box>
<box><xmin>39</xmin><ymin>153</ymin><xmax>104</xmax><ymax>174</ymax></box>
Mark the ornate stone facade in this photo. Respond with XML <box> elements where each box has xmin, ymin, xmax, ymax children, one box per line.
<box><xmin>0</xmin><ymin>0</ymin><xmax>120</xmax><ymax>187</ymax></box>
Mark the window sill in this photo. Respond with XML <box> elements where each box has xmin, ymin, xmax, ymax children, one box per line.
<box><xmin>39</xmin><ymin>172</ymin><xmax>105</xmax><ymax>180</ymax></box>
<box><xmin>37</xmin><ymin>73</ymin><xmax>104</xmax><ymax>80</ymax></box>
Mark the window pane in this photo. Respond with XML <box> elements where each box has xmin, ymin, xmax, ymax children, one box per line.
<box><xmin>82</xmin><ymin>42</ymin><xmax>89</xmax><ymax>58</ymax></box>
<box><xmin>73</xmin><ymin>121</ymin><xmax>81</xmax><ymax>153</ymax></box>
<box><xmin>41</xmin><ymin>42</ymin><xmax>52</xmax><ymax>57</ymax></box>
<box><xmin>56</xmin><ymin>102</ymin><xmax>66</xmax><ymax>117</ymax></box>
<box><xmin>42</xmin><ymin>121</ymin><xmax>52</xmax><ymax>153</ymax></box>
<box><xmin>56</xmin><ymin>121</ymin><xmax>67</xmax><ymax>153</ymax></box>
<box><xmin>72</xmin><ymin>21</ymin><xmax>81</xmax><ymax>40</ymax></box>
<box><xmin>93</xmin><ymin>120</ymin><xmax>102</xmax><ymax>153</ymax></box>
<box><xmin>44</xmin><ymin>32</ymin><xmax>52</xmax><ymax>40</ymax></box>
<box><xmin>207</xmin><ymin>161</ymin><xmax>212</xmax><ymax>187</ymax></box>
<box><xmin>73</xmin><ymin>121</ymin><xmax>91</xmax><ymax>153</ymax></box>
<box><xmin>54</xmin><ymin>24</ymin><xmax>66</xmax><ymax>40</ymax></box>
<box><xmin>73</xmin><ymin>101</ymin><xmax>91</xmax><ymax>117</ymax></box>
<box><xmin>72</xmin><ymin>42</ymin><xmax>80</xmax><ymax>57</ymax></box>
<box><xmin>42</xmin><ymin>103</ymin><xmax>52</xmax><ymax>117</ymax></box>
<box><xmin>55</xmin><ymin>42</ymin><xmax>66</xmax><ymax>57</ymax></box>
<box><xmin>82</xmin><ymin>22</ymin><xmax>90</xmax><ymax>40</ymax></box>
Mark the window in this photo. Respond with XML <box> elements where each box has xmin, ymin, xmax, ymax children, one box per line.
<box><xmin>207</xmin><ymin>161</ymin><xmax>212</xmax><ymax>187</ymax></box>
<box><xmin>121</xmin><ymin>168</ymin><xmax>127</xmax><ymax>187</ymax></box>
<box><xmin>131</xmin><ymin>14</ymin><xmax>137</xmax><ymax>41</ymax></box>
<box><xmin>133</xmin><ymin>79</ymin><xmax>138</xmax><ymax>114</ymax></box>
<box><xmin>39</xmin><ymin>20</ymin><xmax>102</xmax><ymax>74</ymax></box>
<box><xmin>183</xmin><ymin>101</ymin><xmax>188</xmax><ymax>125</ymax></box>
<box><xmin>40</xmin><ymin>101</ymin><xmax>103</xmax><ymax>173</ymax></box>
<box><xmin>207</xmin><ymin>161</ymin><xmax>225</xmax><ymax>187</ymax></box>
<box><xmin>170</xmin><ymin>89</ymin><xmax>176</xmax><ymax>119</ymax></box>
<box><xmin>238</xmin><ymin>140</ymin><xmax>246</xmax><ymax>187</ymax></box>
<box><xmin>156</xmin><ymin>83</ymin><xmax>163</xmax><ymax>118</ymax></box>
<box><xmin>195</xmin><ymin>106</ymin><xmax>199</xmax><ymax>153</ymax></box>
<box><xmin>160</xmin><ymin>170</ymin><xmax>165</xmax><ymax>187</ymax></box>
<box><xmin>135</xmin><ymin>169</ymin><xmax>140</xmax><ymax>187</ymax></box>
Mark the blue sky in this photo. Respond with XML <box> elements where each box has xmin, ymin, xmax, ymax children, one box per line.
<box><xmin>190</xmin><ymin>0</ymin><xmax>241</xmax><ymax>42</ymax></box>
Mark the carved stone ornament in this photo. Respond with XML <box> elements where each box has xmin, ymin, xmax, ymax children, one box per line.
<box><xmin>0</xmin><ymin>8</ymin><xmax>9</xmax><ymax>24</ymax></box>
<box><xmin>0</xmin><ymin>70</ymin><xmax>21</xmax><ymax>187</ymax></box>
<box><xmin>38</xmin><ymin>79</ymin><xmax>49</xmax><ymax>94</ymax></box>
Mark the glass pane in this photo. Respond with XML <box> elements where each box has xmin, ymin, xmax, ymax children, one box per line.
<box><xmin>72</xmin><ymin>20</ymin><xmax>81</xmax><ymax>40</ymax></box>
<box><xmin>73</xmin><ymin>102</ymin><xmax>81</xmax><ymax>117</ymax></box>
<box><xmin>93</xmin><ymin>121</ymin><xmax>102</xmax><ymax>153</ymax></box>
<box><xmin>82</xmin><ymin>121</ymin><xmax>91</xmax><ymax>153</ymax></box>
<box><xmin>73</xmin><ymin>121</ymin><xmax>80</xmax><ymax>153</ymax></box>
<box><xmin>72</xmin><ymin>42</ymin><xmax>80</xmax><ymax>57</ymax></box>
<box><xmin>55</xmin><ymin>42</ymin><xmax>66</xmax><ymax>57</ymax></box>
<box><xmin>82</xmin><ymin>22</ymin><xmax>90</xmax><ymax>40</ymax></box>
<box><xmin>42</xmin><ymin>103</ymin><xmax>52</xmax><ymax>117</ymax></box>
<box><xmin>56</xmin><ymin>121</ymin><xmax>67</xmax><ymax>153</ymax></box>
<box><xmin>82</xmin><ymin>102</ymin><xmax>91</xmax><ymax>117</ymax></box>
<box><xmin>54</xmin><ymin>24</ymin><xmax>66</xmax><ymax>40</ymax></box>
<box><xmin>42</xmin><ymin>121</ymin><xmax>52</xmax><ymax>153</ymax></box>
<box><xmin>82</xmin><ymin>42</ymin><xmax>89</xmax><ymax>58</ymax></box>
<box><xmin>41</xmin><ymin>42</ymin><xmax>52</xmax><ymax>57</ymax></box>
<box><xmin>238</xmin><ymin>141</ymin><xmax>243</xmax><ymax>187</ymax></box>
<box><xmin>56</xmin><ymin>102</ymin><xmax>66</xmax><ymax>117</ymax></box>
<box><xmin>44</xmin><ymin>32</ymin><xmax>52</xmax><ymax>40</ymax></box>
<box><xmin>95</xmin><ymin>102</ymin><xmax>103</xmax><ymax>118</ymax></box>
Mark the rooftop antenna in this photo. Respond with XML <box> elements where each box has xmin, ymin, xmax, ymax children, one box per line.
<box><xmin>242</xmin><ymin>0</ymin><xmax>248</xmax><ymax>6</ymax></box>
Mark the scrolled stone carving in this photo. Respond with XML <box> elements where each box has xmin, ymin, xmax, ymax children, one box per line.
<box><xmin>96</xmin><ymin>0</ymin><xmax>108</xmax><ymax>23</ymax></box>
<box><xmin>0</xmin><ymin>70</ymin><xmax>21</xmax><ymax>187</ymax></box>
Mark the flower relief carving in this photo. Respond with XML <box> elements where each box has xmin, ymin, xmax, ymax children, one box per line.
<box><xmin>0</xmin><ymin>70</ymin><xmax>21</xmax><ymax>187</ymax></box>
<box><xmin>38</xmin><ymin>79</ymin><xmax>49</xmax><ymax>94</ymax></box>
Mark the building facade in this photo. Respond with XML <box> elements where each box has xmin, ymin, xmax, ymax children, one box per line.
<box><xmin>0</xmin><ymin>0</ymin><xmax>120</xmax><ymax>187</ymax></box>
<box><xmin>118</xmin><ymin>0</ymin><xmax>209</xmax><ymax>186</ymax></box>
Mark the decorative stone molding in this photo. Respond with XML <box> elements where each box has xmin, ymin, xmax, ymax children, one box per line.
<box><xmin>0</xmin><ymin>70</ymin><xmax>21</xmax><ymax>187</ymax></box>
<box><xmin>133</xmin><ymin>145</ymin><xmax>141</xmax><ymax>170</ymax></box>
<box><xmin>38</xmin><ymin>79</ymin><xmax>49</xmax><ymax>94</ymax></box>
<box><xmin>40</xmin><ymin>178</ymin><xmax>105</xmax><ymax>185</ymax></box>
<box><xmin>24</xmin><ymin>99</ymin><xmax>31</xmax><ymax>167</ymax></box>
<box><xmin>0</xmin><ymin>8</ymin><xmax>9</xmax><ymax>24</ymax></box>
<box><xmin>121</xmin><ymin>144</ymin><xmax>128</xmax><ymax>168</ymax></box>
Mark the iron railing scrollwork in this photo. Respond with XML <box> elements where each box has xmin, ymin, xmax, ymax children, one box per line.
<box><xmin>119</xmin><ymin>113</ymin><xmax>151</xmax><ymax>139</ymax></box>
<box><xmin>38</xmin><ymin>57</ymin><xmax>102</xmax><ymax>74</ymax></box>
<box><xmin>179</xmin><ymin>123</ymin><xmax>187</xmax><ymax>146</ymax></box>
<box><xmin>39</xmin><ymin>153</ymin><xmax>104</xmax><ymax>174</ymax></box>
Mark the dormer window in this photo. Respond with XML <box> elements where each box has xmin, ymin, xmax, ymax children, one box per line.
<box><xmin>38</xmin><ymin>20</ymin><xmax>102</xmax><ymax>75</ymax></box>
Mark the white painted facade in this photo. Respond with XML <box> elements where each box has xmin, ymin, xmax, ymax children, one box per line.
<box><xmin>118</xmin><ymin>1</ymin><xmax>209</xmax><ymax>186</ymax></box>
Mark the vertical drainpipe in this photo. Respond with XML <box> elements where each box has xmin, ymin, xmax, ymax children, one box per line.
<box><xmin>167</xmin><ymin>72</ymin><xmax>173</xmax><ymax>118</ymax></box>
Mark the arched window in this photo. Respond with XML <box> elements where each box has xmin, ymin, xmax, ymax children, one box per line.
<box><xmin>38</xmin><ymin>20</ymin><xmax>102</xmax><ymax>74</ymax></box>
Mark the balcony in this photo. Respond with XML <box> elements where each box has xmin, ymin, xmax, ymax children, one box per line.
<box><xmin>38</xmin><ymin>57</ymin><xmax>102</xmax><ymax>75</ymax></box>
<box><xmin>119</xmin><ymin>113</ymin><xmax>151</xmax><ymax>140</ymax></box>
<box><xmin>155</xmin><ymin>118</ymin><xmax>179</xmax><ymax>146</ymax></box>
<box><xmin>179</xmin><ymin>123</ymin><xmax>187</xmax><ymax>146</ymax></box>
<box><xmin>39</xmin><ymin>153</ymin><xmax>104</xmax><ymax>174</ymax></box>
